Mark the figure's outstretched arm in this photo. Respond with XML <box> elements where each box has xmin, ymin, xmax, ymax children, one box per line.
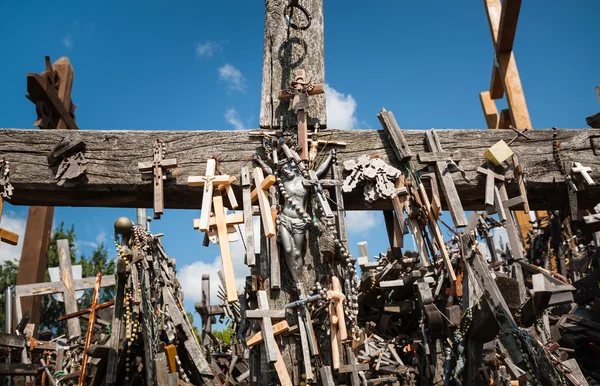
<box><xmin>253</xmin><ymin>154</ymin><xmax>273</xmax><ymax>175</ymax></box>
<box><xmin>315</xmin><ymin>150</ymin><xmax>335</xmax><ymax>178</ymax></box>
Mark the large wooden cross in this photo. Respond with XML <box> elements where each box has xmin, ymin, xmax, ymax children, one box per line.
<box><xmin>187</xmin><ymin>159</ymin><xmax>232</xmax><ymax>232</ymax></box>
<box><xmin>0</xmin><ymin>196</ymin><xmax>18</xmax><ymax>249</ymax></box>
<box><xmin>278</xmin><ymin>69</ymin><xmax>325</xmax><ymax>161</ymax></box>
<box><xmin>137</xmin><ymin>139</ymin><xmax>178</xmax><ymax>219</ymax></box>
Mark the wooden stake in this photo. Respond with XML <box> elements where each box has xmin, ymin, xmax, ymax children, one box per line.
<box><xmin>212</xmin><ymin>195</ymin><xmax>242</xmax><ymax>303</ymax></box>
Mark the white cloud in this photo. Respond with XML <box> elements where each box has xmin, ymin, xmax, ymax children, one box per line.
<box><xmin>195</xmin><ymin>41</ymin><xmax>220</xmax><ymax>58</ymax></box>
<box><xmin>0</xmin><ymin>212</ymin><xmax>27</xmax><ymax>263</ymax></box>
<box><xmin>218</xmin><ymin>64</ymin><xmax>246</xmax><ymax>93</ymax></box>
<box><xmin>75</xmin><ymin>240</ymin><xmax>99</xmax><ymax>250</ymax></box>
<box><xmin>95</xmin><ymin>231</ymin><xmax>107</xmax><ymax>246</ymax></box>
<box><xmin>178</xmin><ymin>219</ymin><xmax>250</xmax><ymax>306</ymax></box>
<box><xmin>345</xmin><ymin>211</ymin><xmax>379</xmax><ymax>233</ymax></box>
<box><xmin>325</xmin><ymin>84</ymin><xmax>358</xmax><ymax>129</ymax></box>
<box><xmin>224</xmin><ymin>108</ymin><xmax>245</xmax><ymax>130</ymax></box>
<box><xmin>62</xmin><ymin>34</ymin><xmax>73</xmax><ymax>49</ymax></box>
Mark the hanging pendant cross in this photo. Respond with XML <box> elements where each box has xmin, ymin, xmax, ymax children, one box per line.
<box><xmin>138</xmin><ymin>139</ymin><xmax>178</xmax><ymax>219</ymax></box>
<box><xmin>278</xmin><ymin>69</ymin><xmax>325</xmax><ymax>161</ymax></box>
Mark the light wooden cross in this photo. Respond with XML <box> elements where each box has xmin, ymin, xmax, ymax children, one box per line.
<box><xmin>245</xmin><ymin>290</ymin><xmax>286</xmax><ymax>363</ymax></box>
<box><xmin>339</xmin><ymin>346</ymin><xmax>369</xmax><ymax>386</ymax></box>
<box><xmin>417</xmin><ymin>129</ymin><xmax>468</xmax><ymax>227</ymax></box>
<box><xmin>211</xmin><ymin>195</ymin><xmax>243</xmax><ymax>303</ymax></box>
<box><xmin>137</xmin><ymin>139</ymin><xmax>178</xmax><ymax>219</ymax></box>
<box><xmin>0</xmin><ymin>196</ymin><xmax>18</xmax><ymax>249</ymax></box>
<box><xmin>327</xmin><ymin>276</ymin><xmax>347</xmax><ymax>370</ymax></box>
<box><xmin>477</xmin><ymin>164</ymin><xmax>505</xmax><ymax>207</ymax></box>
<box><xmin>188</xmin><ymin>159</ymin><xmax>232</xmax><ymax>232</ymax></box>
<box><xmin>250</xmin><ymin>167</ymin><xmax>276</xmax><ymax>238</ymax></box>
<box><xmin>572</xmin><ymin>162</ymin><xmax>596</xmax><ymax>186</ymax></box>
<box><xmin>278</xmin><ymin>69</ymin><xmax>325</xmax><ymax>161</ymax></box>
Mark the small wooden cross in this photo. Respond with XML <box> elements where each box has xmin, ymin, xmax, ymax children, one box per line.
<box><xmin>278</xmin><ymin>69</ymin><xmax>325</xmax><ymax>161</ymax></box>
<box><xmin>417</xmin><ymin>129</ymin><xmax>468</xmax><ymax>227</ymax></box>
<box><xmin>477</xmin><ymin>164</ymin><xmax>505</xmax><ymax>207</ymax></box>
<box><xmin>57</xmin><ymin>272</ymin><xmax>111</xmax><ymax>386</ymax></box>
<box><xmin>0</xmin><ymin>196</ymin><xmax>18</xmax><ymax>248</ymax></box>
<box><xmin>188</xmin><ymin>159</ymin><xmax>232</xmax><ymax>232</ymax></box>
<box><xmin>339</xmin><ymin>346</ymin><xmax>369</xmax><ymax>386</ymax></box>
<box><xmin>327</xmin><ymin>276</ymin><xmax>347</xmax><ymax>370</ymax></box>
<box><xmin>250</xmin><ymin>167</ymin><xmax>276</xmax><ymax>238</ymax></box>
<box><xmin>211</xmin><ymin>195</ymin><xmax>244</xmax><ymax>303</ymax></box>
<box><xmin>138</xmin><ymin>139</ymin><xmax>178</xmax><ymax>219</ymax></box>
<box><xmin>496</xmin><ymin>183</ymin><xmax>526</xmax><ymax>261</ymax></box>
<box><xmin>245</xmin><ymin>290</ymin><xmax>287</xmax><ymax>364</ymax></box>
<box><xmin>572</xmin><ymin>161</ymin><xmax>596</xmax><ymax>186</ymax></box>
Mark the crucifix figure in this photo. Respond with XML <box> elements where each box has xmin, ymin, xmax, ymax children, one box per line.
<box><xmin>306</xmin><ymin>126</ymin><xmax>346</xmax><ymax>167</ymax></box>
<box><xmin>137</xmin><ymin>139</ymin><xmax>178</xmax><ymax>219</ymax></box>
<box><xmin>278</xmin><ymin>69</ymin><xmax>325</xmax><ymax>161</ymax></box>
<box><xmin>572</xmin><ymin>161</ymin><xmax>596</xmax><ymax>186</ymax></box>
<box><xmin>188</xmin><ymin>158</ymin><xmax>232</xmax><ymax>232</ymax></box>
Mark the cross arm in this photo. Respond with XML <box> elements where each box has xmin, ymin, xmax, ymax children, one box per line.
<box><xmin>0</xmin><ymin>229</ymin><xmax>18</xmax><ymax>245</ymax></box>
<box><xmin>138</xmin><ymin>158</ymin><xmax>178</xmax><ymax>172</ymax></box>
<box><xmin>278</xmin><ymin>84</ymin><xmax>325</xmax><ymax>100</ymax></box>
<box><xmin>187</xmin><ymin>175</ymin><xmax>231</xmax><ymax>186</ymax></box>
<box><xmin>245</xmin><ymin>309</ymin><xmax>286</xmax><ymax>319</ymax></box>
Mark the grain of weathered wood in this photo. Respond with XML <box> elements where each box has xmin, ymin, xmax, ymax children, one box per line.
<box><xmin>377</xmin><ymin>108</ymin><xmax>412</xmax><ymax>161</ymax></box>
<box><xmin>260</xmin><ymin>0</ymin><xmax>325</xmax><ymax>129</ymax></box>
<box><xmin>2</xmin><ymin>128</ymin><xmax>600</xmax><ymax>210</ymax></box>
<box><xmin>241</xmin><ymin>167</ymin><xmax>256</xmax><ymax>266</ymax></box>
<box><xmin>57</xmin><ymin>239</ymin><xmax>80</xmax><ymax>339</ymax></box>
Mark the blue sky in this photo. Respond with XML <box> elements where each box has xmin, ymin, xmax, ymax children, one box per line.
<box><xmin>0</xmin><ymin>1</ymin><xmax>598</xmax><ymax>328</ymax></box>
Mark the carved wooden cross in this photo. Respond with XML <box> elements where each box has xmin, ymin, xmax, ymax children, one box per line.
<box><xmin>572</xmin><ymin>161</ymin><xmax>596</xmax><ymax>186</ymax></box>
<box><xmin>327</xmin><ymin>276</ymin><xmax>347</xmax><ymax>370</ymax></box>
<box><xmin>0</xmin><ymin>196</ymin><xmax>18</xmax><ymax>249</ymax></box>
<box><xmin>188</xmin><ymin>159</ymin><xmax>232</xmax><ymax>232</ymax></box>
<box><xmin>245</xmin><ymin>291</ymin><xmax>287</xmax><ymax>365</ymax></box>
<box><xmin>477</xmin><ymin>164</ymin><xmax>505</xmax><ymax>206</ymax></box>
<box><xmin>339</xmin><ymin>346</ymin><xmax>369</xmax><ymax>386</ymax></box>
<box><xmin>138</xmin><ymin>139</ymin><xmax>178</xmax><ymax>219</ymax></box>
<box><xmin>278</xmin><ymin>69</ymin><xmax>325</xmax><ymax>161</ymax></box>
<box><xmin>250</xmin><ymin>167</ymin><xmax>276</xmax><ymax>238</ymax></box>
<box><xmin>211</xmin><ymin>195</ymin><xmax>243</xmax><ymax>303</ymax></box>
<box><xmin>417</xmin><ymin>129</ymin><xmax>468</xmax><ymax>227</ymax></box>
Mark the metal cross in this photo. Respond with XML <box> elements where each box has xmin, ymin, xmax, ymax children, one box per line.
<box><xmin>138</xmin><ymin>139</ymin><xmax>178</xmax><ymax>219</ymax></box>
<box><xmin>507</xmin><ymin>125</ymin><xmax>532</xmax><ymax>146</ymax></box>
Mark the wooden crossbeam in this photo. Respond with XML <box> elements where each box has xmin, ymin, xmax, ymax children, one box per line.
<box><xmin>2</xmin><ymin>128</ymin><xmax>600</xmax><ymax>211</ymax></box>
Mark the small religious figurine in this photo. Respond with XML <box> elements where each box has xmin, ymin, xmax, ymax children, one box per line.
<box><xmin>254</xmin><ymin>150</ymin><xmax>333</xmax><ymax>282</ymax></box>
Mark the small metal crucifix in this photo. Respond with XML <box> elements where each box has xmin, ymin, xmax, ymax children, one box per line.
<box><xmin>138</xmin><ymin>139</ymin><xmax>178</xmax><ymax>219</ymax></box>
<box><xmin>278</xmin><ymin>69</ymin><xmax>325</xmax><ymax>161</ymax></box>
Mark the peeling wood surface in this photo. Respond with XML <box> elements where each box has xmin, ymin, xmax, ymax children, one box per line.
<box><xmin>1</xmin><ymin>128</ymin><xmax>600</xmax><ymax>211</ymax></box>
<box><xmin>260</xmin><ymin>0</ymin><xmax>326</xmax><ymax>129</ymax></box>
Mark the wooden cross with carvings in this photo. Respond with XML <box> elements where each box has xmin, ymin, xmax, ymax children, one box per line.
<box><xmin>245</xmin><ymin>290</ymin><xmax>292</xmax><ymax>385</ymax></box>
<box><xmin>0</xmin><ymin>196</ymin><xmax>18</xmax><ymax>249</ymax></box>
<box><xmin>138</xmin><ymin>139</ymin><xmax>178</xmax><ymax>219</ymax></box>
<box><xmin>417</xmin><ymin>129</ymin><xmax>468</xmax><ymax>227</ymax></box>
<box><xmin>187</xmin><ymin>158</ymin><xmax>232</xmax><ymax>232</ymax></box>
<box><xmin>278</xmin><ymin>69</ymin><xmax>325</xmax><ymax>161</ymax></box>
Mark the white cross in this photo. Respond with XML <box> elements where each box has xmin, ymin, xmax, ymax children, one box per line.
<box><xmin>572</xmin><ymin>162</ymin><xmax>595</xmax><ymax>186</ymax></box>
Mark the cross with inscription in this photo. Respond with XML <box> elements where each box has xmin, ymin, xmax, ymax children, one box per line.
<box><xmin>0</xmin><ymin>196</ymin><xmax>18</xmax><ymax>249</ymax></box>
<box><xmin>278</xmin><ymin>69</ymin><xmax>325</xmax><ymax>161</ymax></box>
<box><xmin>417</xmin><ymin>129</ymin><xmax>468</xmax><ymax>227</ymax></box>
<box><xmin>251</xmin><ymin>167</ymin><xmax>276</xmax><ymax>238</ymax></box>
<box><xmin>187</xmin><ymin>158</ymin><xmax>232</xmax><ymax>232</ymax></box>
<box><xmin>137</xmin><ymin>139</ymin><xmax>178</xmax><ymax>219</ymax></box>
<box><xmin>339</xmin><ymin>346</ymin><xmax>370</xmax><ymax>386</ymax></box>
<box><xmin>210</xmin><ymin>195</ymin><xmax>244</xmax><ymax>303</ymax></box>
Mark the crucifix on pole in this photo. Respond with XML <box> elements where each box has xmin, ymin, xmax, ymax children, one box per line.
<box><xmin>137</xmin><ymin>139</ymin><xmax>178</xmax><ymax>219</ymax></box>
<box><xmin>278</xmin><ymin>69</ymin><xmax>324</xmax><ymax>161</ymax></box>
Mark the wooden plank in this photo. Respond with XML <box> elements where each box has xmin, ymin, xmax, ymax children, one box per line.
<box><xmin>246</xmin><ymin>320</ymin><xmax>289</xmax><ymax>347</ymax></box>
<box><xmin>479</xmin><ymin>91</ymin><xmax>499</xmax><ymax>128</ymax></box>
<box><xmin>241</xmin><ymin>167</ymin><xmax>256</xmax><ymax>266</ymax></box>
<box><xmin>0</xmin><ymin>363</ymin><xmax>38</xmax><ymax>375</ymax></box>
<box><xmin>497</xmin><ymin>0</ymin><xmax>522</xmax><ymax>54</ymax></box>
<box><xmin>2</xmin><ymin>128</ymin><xmax>600</xmax><ymax>211</ymax></box>
<box><xmin>377</xmin><ymin>108</ymin><xmax>412</xmax><ymax>161</ymax></box>
<box><xmin>260</xmin><ymin>0</ymin><xmax>325</xmax><ymax>129</ymax></box>
<box><xmin>212</xmin><ymin>195</ymin><xmax>239</xmax><ymax>303</ymax></box>
<box><xmin>57</xmin><ymin>239</ymin><xmax>80</xmax><ymax>339</ymax></box>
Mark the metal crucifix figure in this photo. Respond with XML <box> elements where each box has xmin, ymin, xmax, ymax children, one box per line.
<box><xmin>254</xmin><ymin>147</ymin><xmax>333</xmax><ymax>283</ymax></box>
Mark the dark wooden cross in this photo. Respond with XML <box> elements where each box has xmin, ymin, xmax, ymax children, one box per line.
<box><xmin>417</xmin><ymin>129</ymin><xmax>468</xmax><ymax>227</ymax></box>
<box><xmin>0</xmin><ymin>196</ymin><xmax>18</xmax><ymax>249</ymax></box>
<box><xmin>339</xmin><ymin>346</ymin><xmax>369</xmax><ymax>386</ymax></box>
<box><xmin>278</xmin><ymin>69</ymin><xmax>325</xmax><ymax>161</ymax></box>
<box><xmin>137</xmin><ymin>139</ymin><xmax>178</xmax><ymax>219</ymax></box>
<box><xmin>195</xmin><ymin>274</ymin><xmax>224</xmax><ymax>347</ymax></box>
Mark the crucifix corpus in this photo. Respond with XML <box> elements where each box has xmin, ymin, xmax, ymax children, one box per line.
<box><xmin>137</xmin><ymin>139</ymin><xmax>178</xmax><ymax>219</ymax></box>
<box><xmin>278</xmin><ymin>69</ymin><xmax>325</xmax><ymax>161</ymax></box>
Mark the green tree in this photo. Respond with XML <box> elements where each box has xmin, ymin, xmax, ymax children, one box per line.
<box><xmin>212</xmin><ymin>324</ymin><xmax>234</xmax><ymax>346</ymax></box>
<box><xmin>187</xmin><ymin>312</ymin><xmax>202</xmax><ymax>343</ymax></box>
